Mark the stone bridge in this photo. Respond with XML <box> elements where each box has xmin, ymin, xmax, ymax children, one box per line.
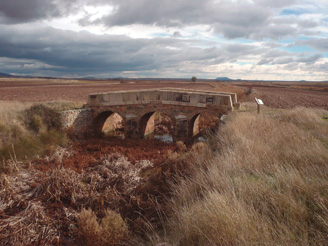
<box><xmin>62</xmin><ymin>88</ymin><xmax>238</xmax><ymax>142</ymax></box>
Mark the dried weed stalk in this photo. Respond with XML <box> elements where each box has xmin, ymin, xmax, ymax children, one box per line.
<box><xmin>0</xmin><ymin>201</ymin><xmax>58</xmax><ymax>246</ymax></box>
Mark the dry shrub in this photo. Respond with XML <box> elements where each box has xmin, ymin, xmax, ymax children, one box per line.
<box><xmin>78</xmin><ymin>208</ymin><xmax>128</xmax><ymax>246</ymax></box>
<box><xmin>1</xmin><ymin>152</ymin><xmax>143</xmax><ymax>245</ymax></box>
<box><xmin>36</xmin><ymin>167</ymin><xmax>86</xmax><ymax>205</ymax></box>
<box><xmin>166</xmin><ymin>108</ymin><xmax>328</xmax><ymax>245</ymax></box>
<box><xmin>0</xmin><ymin>102</ymin><xmax>69</xmax><ymax>160</ymax></box>
<box><xmin>0</xmin><ymin>168</ymin><xmax>43</xmax><ymax>212</ymax></box>
<box><xmin>84</xmin><ymin>153</ymin><xmax>153</xmax><ymax>195</ymax></box>
<box><xmin>0</xmin><ymin>201</ymin><xmax>58</xmax><ymax>246</ymax></box>
<box><xmin>176</xmin><ymin>141</ymin><xmax>187</xmax><ymax>152</ymax></box>
<box><xmin>0</xmin><ymin>101</ymin><xmax>31</xmax><ymax>124</ymax></box>
<box><xmin>101</xmin><ymin>209</ymin><xmax>129</xmax><ymax>245</ymax></box>
<box><xmin>22</xmin><ymin>104</ymin><xmax>62</xmax><ymax>133</ymax></box>
<box><xmin>0</xmin><ymin>101</ymin><xmax>30</xmax><ymax>149</ymax></box>
<box><xmin>77</xmin><ymin>208</ymin><xmax>102</xmax><ymax>246</ymax></box>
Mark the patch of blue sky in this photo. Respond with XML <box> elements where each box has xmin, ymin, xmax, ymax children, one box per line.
<box><xmin>278</xmin><ymin>38</ymin><xmax>296</xmax><ymax>44</ymax></box>
<box><xmin>236</xmin><ymin>62</ymin><xmax>251</xmax><ymax>66</ymax></box>
<box><xmin>298</xmin><ymin>36</ymin><xmax>312</xmax><ymax>41</ymax></box>
<box><xmin>280</xmin><ymin>8</ymin><xmax>310</xmax><ymax>16</ymax></box>
<box><xmin>282</xmin><ymin>45</ymin><xmax>316</xmax><ymax>53</ymax></box>
<box><xmin>323</xmin><ymin>52</ymin><xmax>328</xmax><ymax>58</ymax></box>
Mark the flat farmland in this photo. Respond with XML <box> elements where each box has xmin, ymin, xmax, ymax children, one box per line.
<box><xmin>0</xmin><ymin>78</ymin><xmax>216</xmax><ymax>103</ymax></box>
<box><xmin>231</xmin><ymin>81</ymin><xmax>328</xmax><ymax>110</ymax></box>
<box><xmin>0</xmin><ymin>78</ymin><xmax>327</xmax><ymax>110</ymax></box>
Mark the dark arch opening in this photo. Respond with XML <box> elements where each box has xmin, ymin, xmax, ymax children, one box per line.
<box><xmin>93</xmin><ymin>111</ymin><xmax>124</xmax><ymax>138</ymax></box>
<box><xmin>140</xmin><ymin>111</ymin><xmax>174</xmax><ymax>141</ymax></box>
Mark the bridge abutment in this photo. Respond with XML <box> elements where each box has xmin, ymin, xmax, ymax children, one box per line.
<box><xmin>125</xmin><ymin>117</ymin><xmax>141</xmax><ymax>138</ymax></box>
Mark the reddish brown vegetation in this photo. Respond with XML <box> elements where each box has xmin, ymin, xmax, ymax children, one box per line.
<box><xmin>34</xmin><ymin>138</ymin><xmax>178</xmax><ymax>172</ymax></box>
<box><xmin>1</xmin><ymin>137</ymin><xmax>192</xmax><ymax>245</ymax></box>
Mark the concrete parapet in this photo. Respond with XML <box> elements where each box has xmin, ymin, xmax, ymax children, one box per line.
<box><xmin>87</xmin><ymin>88</ymin><xmax>236</xmax><ymax>111</ymax></box>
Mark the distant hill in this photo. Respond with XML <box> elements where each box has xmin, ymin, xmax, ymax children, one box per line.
<box><xmin>81</xmin><ymin>77</ymin><xmax>97</xmax><ymax>80</ymax></box>
<box><xmin>0</xmin><ymin>72</ymin><xmax>13</xmax><ymax>78</ymax></box>
<box><xmin>216</xmin><ymin>77</ymin><xmax>233</xmax><ymax>81</ymax></box>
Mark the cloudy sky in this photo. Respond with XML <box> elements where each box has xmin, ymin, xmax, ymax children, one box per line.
<box><xmin>0</xmin><ymin>0</ymin><xmax>328</xmax><ymax>80</ymax></box>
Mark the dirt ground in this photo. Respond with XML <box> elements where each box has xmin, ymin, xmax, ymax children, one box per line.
<box><xmin>231</xmin><ymin>81</ymin><xmax>328</xmax><ymax>110</ymax></box>
<box><xmin>0</xmin><ymin>78</ymin><xmax>327</xmax><ymax>110</ymax></box>
<box><xmin>0</xmin><ymin>78</ymin><xmax>216</xmax><ymax>103</ymax></box>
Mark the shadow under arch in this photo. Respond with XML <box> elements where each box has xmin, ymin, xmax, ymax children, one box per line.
<box><xmin>93</xmin><ymin>111</ymin><xmax>124</xmax><ymax>137</ymax></box>
<box><xmin>139</xmin><ymin>111</ymin><xmax>174</xmax><ymax>139</ymax></box>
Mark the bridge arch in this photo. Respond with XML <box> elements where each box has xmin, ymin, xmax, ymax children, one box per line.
<box><xmin>189</xmin><ymin>113</ymin><xmax>201</xmax><ymax>138</ymax></box>
<box><xmin>139</xmin><ymin>111</ymin><xmax>174</xmax><ymax>138</ymax></box>
<box><xmin>189</xmin><ymin>112</ymin><xmax>222</xmax><ymax>139</ymax></box>
<box><xmin>93</xmin><ymin>111</ymin><xmax>125</xmax><ymax>137</ymax></box>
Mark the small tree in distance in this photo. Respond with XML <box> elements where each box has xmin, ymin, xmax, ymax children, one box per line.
<box><xmin>191</xmin><ymin>76</ymin><xmax>197</xmax><ymax>82</ymax></box>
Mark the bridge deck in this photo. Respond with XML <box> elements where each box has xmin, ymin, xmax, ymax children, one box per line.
<box><xmin>87</xmin><ymin>88</ymin><xmax>237</xmax><ymax>110</ymax></box>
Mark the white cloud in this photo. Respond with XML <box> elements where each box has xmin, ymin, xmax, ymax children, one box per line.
<box><xmin>0</xmin><ymin>0</ymin><xmax>327</xmax><ymax>80</ymax></box>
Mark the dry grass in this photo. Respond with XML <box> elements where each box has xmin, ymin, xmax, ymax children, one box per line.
<box><xmin>164</xmin><ymin>107</ymin><xmax>328</xmax><ymax>246</ymax></box>
<box><xmin>0</xmin><ymin>101</ymin><xmax>72</xmax><ymax>162</ymax></box>
<box><xmin>0</xmin><ymin>151</ymin><xmax>147</xmax><ymax>245</ymax></box>
<box><xmin>77</xmin><ymin>208</ymin><xmax>129</xmax><ymax>246</ymax></box>
<box><xmin>0</xmin><ymin>201</ymin><xmax>59</xmax><ymax>246</ymax></box>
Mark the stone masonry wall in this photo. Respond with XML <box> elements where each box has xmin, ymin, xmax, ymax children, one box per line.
<box><xmin>61</xmin><ymin>109</ymin><xmax>94</xmax><ymax>136</ymax></box>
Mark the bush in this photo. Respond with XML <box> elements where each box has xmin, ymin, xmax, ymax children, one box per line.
<box><xmin>191</xmin><ymin>76</ymin><xmax>197</xmax><ymax>82</ymax></box>
<box><xmin>78</xmin><ymin>209</ymin><xmax>102</xmax><ymax>246</ymax></box>
<box><xmin>22</xmin><ymin>104</ymin><xmax>62</xmax><ymax>133</ymax></box>
<box><xmin>78</xmin><ymin>208</ymin><xmax>129</xmax><ymax>246</ymax></box>
<box><xmin>100</xmin><ymin>209</ymin><xmax>129</xmax><ymax>245</ymax></box>
<box><xmin>0</xmin><ymin>103</ymin><xmax>68</xmax><ymax>161</ymax></box>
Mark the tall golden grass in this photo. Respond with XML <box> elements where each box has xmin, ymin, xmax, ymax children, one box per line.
<box><xmin>0</xmin><ymin>101</ymin><xmax>75</xmax><ymax>163</ymax></box>
<box><xmin>164</xmin><ymin>107</ymin><xmax>328</xmax><ymax>246</ymax></box>
<box><xmin>77</xmin><ymin>208</ymin><xmax>129</xmax><ymax>246</ymax></box>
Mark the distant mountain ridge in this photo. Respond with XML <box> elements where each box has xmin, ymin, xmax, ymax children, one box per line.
<box><xmin>215</xmin><ymin>77</ymin><xmax>232</xmax><ymax>81</ymax></box>
<box><xmin>0</xmin><ymin>72</ymin><xmax>13</xmax><ymax>77</ymax></box>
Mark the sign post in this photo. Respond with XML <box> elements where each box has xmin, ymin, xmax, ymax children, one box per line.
<box><xmin>255</xmin><ymin>98</ymin><xmax>264</xmax><ymax>114</ymax></box>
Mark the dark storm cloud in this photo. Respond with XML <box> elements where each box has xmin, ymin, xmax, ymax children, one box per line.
<box><xmin>76</xmin><ymin>0</ymin><xmax>318</xmax><ymax>40</ymax></box>
<box><xmin>0</xmin><ymin>0</ymin><xmax>320</xmax><ymax>40</ymax></box>
<box><xmin>0</xmin><ymin>24</ymin><xmax>231</xmax><ymax>76</ymax></box>
<box><xmin>85</xmin><ymin>0</ymin><xmax>273</xmax><ymax>39</ymax></box>
<box><xmin>0</xmin><ymin>0</ymin><xmax>75</xmax><ymax>23</ymax></box>
<box><xmin>0</xmin><ymin>0</ymin><xmax>326</xmax><ymax>79</ymax></box>
<box><xmin>3</xmin><ymin>22</ymin><xmax>317</xmax><ymax>77</ymax></box>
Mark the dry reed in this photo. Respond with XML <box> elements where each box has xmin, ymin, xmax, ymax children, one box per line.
<box><xmin>166</xmin><ymin>107</ymin><xmax>328</xmax><ymax>246</ymax></box>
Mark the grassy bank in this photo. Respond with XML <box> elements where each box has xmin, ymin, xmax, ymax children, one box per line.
<box><xmin>1</xmin><ymin>101</ymin><xmax>327</xmax><ymax>245</ymax></box>
<box><xmin>0</xmin><ymin>101</ymin><xmax>80</xmax><ymax>166</ymax></box>
<box><xmin>160</xmin><ymin>107</ymin><xmax>328</xmax><ymax>246</ymax></box>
